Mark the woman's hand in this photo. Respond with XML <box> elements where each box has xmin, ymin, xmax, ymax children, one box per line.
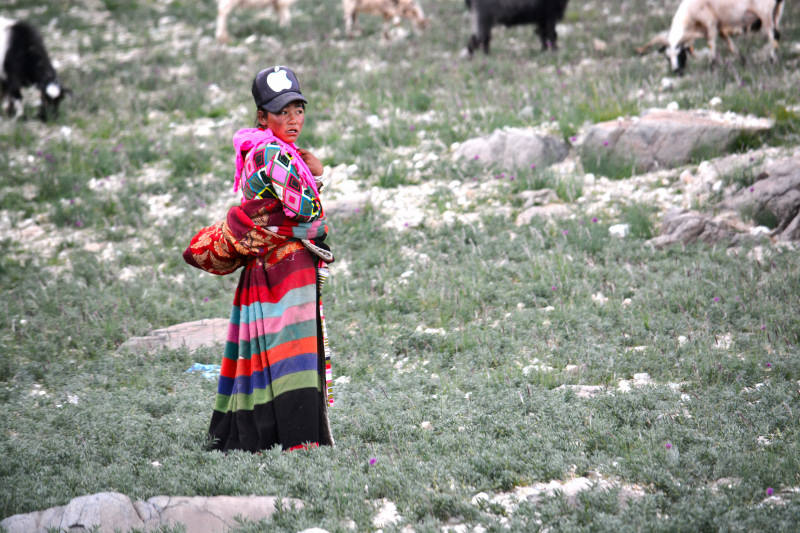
<box><xmin>297</xmin><ymin>148</ymin><xmax>324</xmax><ymax>177</ymax></box>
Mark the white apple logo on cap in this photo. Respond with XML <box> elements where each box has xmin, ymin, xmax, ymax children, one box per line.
<box><xmin>267</xmin><ymin>68</ymin><xmax>293</xmax><ymax>93</ymax></box>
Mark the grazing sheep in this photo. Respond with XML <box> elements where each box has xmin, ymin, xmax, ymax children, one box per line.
<box><xmin>636</xmin><ymin>0</ymin><xmax>784</xmax><ymax>72</ymax></box>
<box><xmin>215</xmin><ymin>0</ymin><xmax>297</xmax><ymax>43</ymax></box>
<box><xmin>1</xmin><ymin>17</ymin><xmax>69</xmax><ymax>121</ymax></box>
<box><xmin>343</xmin><ymin>0</ymin><xmax>428</xmax><ymax>39</ymax></box>
<box><xmin>464</xmin><ymin>0</ymin><xmax>570</xmax><ymax>57</ymax></box>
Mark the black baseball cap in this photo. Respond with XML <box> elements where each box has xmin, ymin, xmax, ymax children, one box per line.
<box><xmin>252</xmin><ymin>66</ymin><xmax>307</xmax><ymax>113</ymax></box>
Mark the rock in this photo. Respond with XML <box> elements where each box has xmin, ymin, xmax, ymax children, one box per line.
<box><xmin>557</xmin><ymin>384</ymin><xmax>605</xmax><ymax>398</ymax></box>
<box><xmin>454</xmin><ymin>127</ymin><xmax>569</xmax><ymax>170</ymax></box>
<box><xmin>718</xmin><ymin>154</ymin><xmax>800</xmax><ymax>241</ymax></box>
<box><xmin>592</xmin><ymin>38</ymin><xmax>607</xmax><ymax>52</ymax></box>
<box><xmin>60</xmin><ymin>492</ymin><xmax>142</xmax><ymax>532</ymax></box>
<box><xmin>581</xmin><ymin>109</ymin><xmax>772</xmax><ymax>172</ymax></box>
<box><xmin>324</xmin><ymin>191</ymin><xmax>371</xmax><ymax>218</ymax></box>
<box><xmin>516</xmin><ymin>204</ymin><xmax>571</xmax><ymax>225</ymax></box>
<box><xmin>608</xmin><ymin>224</ymin><xmax>630</xmax><ymax>238</ymax></box>
<box><xmin>0</xmin><ymin>493</ymin><xmax>302</xmax><ymax>533</ymax></box>
<box><xmin>479</xmin><ymin>476</ymin><xmax>645</xmax><ymax>514</ymax></box>
<box><xmin>373</xmin><ymin>499</ymin><xmax>402</xmax><ymax>529</ymax></box>
<box><xmin>647</xmin><ymin>208</ymin><xmax>733</xmax><ymax>249</ymax></box>
<box><xmin>519</xmin><ymin>188</ymin><xmax>559</xmax><ymax>208</ymax></box>
<box><xmin>146</xmin><ymin>495</ymin><xmax>296</xmax><ymax>531</ymax></box>
<box><xmin>118</xmin><ymin>318</ymin><xmax>229</xmax><ymax>354</ymax></box>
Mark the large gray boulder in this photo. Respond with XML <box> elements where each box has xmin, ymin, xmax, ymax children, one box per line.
<box><xmin>718</xmin><ymin>154</ymin><xmax>800</xmax><ymax>241</ymax></box>
<box><xmin>581</xmin><ymin>109</ymin><xmax>773</xmax><ymax>172</ymax></box>
<box><xmin>1</xmin><ymin>492</ymin><xmax>302</xmax><ymax>533</ymax></box>
<box><xmin>118</xmin><ymin>318</ymin><xmax>229</xmax><ymax>354</ymax></box>
<box><xmin>454</xmin><ymin>127</ymin><xmax>569</xmax><ymax>169</ymax></box>
<box><xmin>647</xmin><ymin>208</ymin><xmax>734</xmax><ymax>249</ymax></box>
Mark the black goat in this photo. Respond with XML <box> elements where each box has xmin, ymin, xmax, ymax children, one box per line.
<box><xmin>1</xmin><ymin>18</ymin><xmax>69</xmax><ymax>121</ymax></box>
<box><xmin>465</xmin><ymin>0</ymin><xmax>570</xmax><ymax>56</ymax></box>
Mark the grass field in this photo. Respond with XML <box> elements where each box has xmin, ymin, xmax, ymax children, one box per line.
<box><xmin>1</xmin><ymin>0</ymin><xmax>800</xmax><ymax>531</ymax></box>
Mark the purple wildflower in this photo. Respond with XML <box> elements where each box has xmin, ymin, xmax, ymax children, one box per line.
<box><xmin>713</xmin><ymin>297</ymin><xmax>719</xmax><ymax>302</ymax></box>
<box><xmin>603</xmin><ymin>141</ymin><xmax>609</xmax><ymax>146</ymax></box>
<box><xmin>474</xmin><ymin>154</ymin><xmax>480</xmax><ymax>160</ymax></box>
<box><xmin>591</xmin><ymin>217</ymin><xmax>598</xmax><ymax>223</ymax></box>
<box><xmin>203</xmin><ymin>297</ymin><xmax>209</xmax><ymax>302</ymax></box>
<box><xmin>551</xmin><ymin>286</ymin><xmax>557</xmax><ymax>291</ymax></box>
<box><xmin>369</xmin><ymin>457</ymin><xmax>377</xmax><ymax>466</ymax></box>
<box><xmin>766</xmin><ymin>362</ymin><xmax>772</xmax><ymax>368</ymax></box>
<box><xmin>665</xmin><ymin>443</ymin><xmax>672</xmax><ymax>449</ymax></box>
<box><xmin>767</xmin><ymin>487</ymin><xmax>774</xmax><ymax>496</ymax></box>
<box><xmin>562</xmin><ymin>230</ymin><xmax>569</xmax><ymax>235</ymax></box>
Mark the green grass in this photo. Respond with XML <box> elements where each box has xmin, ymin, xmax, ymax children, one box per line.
<box><xmin>579</xmin><ymin>144</ymin><xmax>637</xmax><ymax>180</ymax></box>
<box><xmin>1</xmin><ymin>0</ymin><xmax>800</xmax><ymax>530</ymax></box>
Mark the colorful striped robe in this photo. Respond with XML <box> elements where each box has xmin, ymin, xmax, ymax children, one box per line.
<box><xmin>183</xmin><ymin>198</ymin><xmax>333</xmax><ymax>452</ymax></box>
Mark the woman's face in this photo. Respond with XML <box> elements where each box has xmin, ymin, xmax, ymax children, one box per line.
<box><xmin>260</xmin><ymin>101</ymin><xmax>305</xmax><ymax>144</ymax></box>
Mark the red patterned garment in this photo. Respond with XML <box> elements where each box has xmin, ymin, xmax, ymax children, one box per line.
<box><xmin>184</xmin><ymin>198</ymin><xmax>334</xmax><ymax>452</ymax></box>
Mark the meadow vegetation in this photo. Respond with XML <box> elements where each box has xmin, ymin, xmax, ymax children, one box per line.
<box><xmin>1</xmin><ymin>0</ymin><xmax>800</xmax><ymax>530</ymax></box>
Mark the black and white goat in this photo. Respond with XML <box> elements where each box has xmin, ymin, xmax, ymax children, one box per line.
<box><xmin>464</xmin><ymin>0</ymin><xmax>570</xmax><ymax>57</ymax></box>
<box><xmin>1</xmin><ymin>17</ymin><xmax>68</xmax><ymax>121</ymax></box>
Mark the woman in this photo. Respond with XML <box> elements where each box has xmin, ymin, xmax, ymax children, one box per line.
<box><xmin>184</xmin><ymin>66</ymin><xmax>334</xmax><ymax>452</ymax></box>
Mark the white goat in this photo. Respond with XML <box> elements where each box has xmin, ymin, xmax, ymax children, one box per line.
<box><xmin>342</xmin><ymin>0</ymin><xmax>428</xmax><ymax>39</ymax></box>
<box><xmin>215</xmin><ymin>0</ymin><xmax>297</xmax><ymax>43</ymax></box>
<box><xmin>637</xmin><ymin>0</ymin><xmax>784</xmax><ymax>72</ymax></box>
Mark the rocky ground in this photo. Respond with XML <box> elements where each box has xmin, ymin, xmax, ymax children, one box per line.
<box><xmin>2</xmin><ymin>0</ymin><xmax>799</xmax><ymax>530</ymax></box>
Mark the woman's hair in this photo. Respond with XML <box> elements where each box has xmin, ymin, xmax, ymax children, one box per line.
<box><xmin>253</xmin><ymin>102</ymin><xmax>306</xmax><ymax>128</ymax></box>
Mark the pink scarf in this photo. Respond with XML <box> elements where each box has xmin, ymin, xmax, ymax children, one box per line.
<box><xmin>232</xmin><ymin>127</ymin><xmax>320</xmax><ymax>201</ymax></box>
